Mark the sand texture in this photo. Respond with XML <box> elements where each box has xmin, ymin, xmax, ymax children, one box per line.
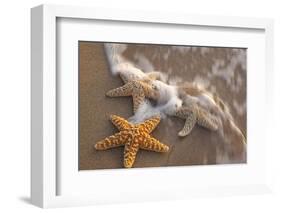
<box><xmin>79</xmin><ymin>42</ymin><xmax>247</xmax><ymax>170</ymax></box>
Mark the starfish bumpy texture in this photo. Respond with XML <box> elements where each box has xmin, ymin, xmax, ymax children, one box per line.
<box><xmin>106</xmin><ymin>80</ymin><xmax>159</xmax><ymax>113</ymax></box>
<box><xmin>95</xmin><ymin>115</ymin><xmax>169</xmax><ymax>168</ymax></box>
<box><xmin>174</xmin><ymin>105</ymin><xmax>220</xmax><ymax>137</ymax></box>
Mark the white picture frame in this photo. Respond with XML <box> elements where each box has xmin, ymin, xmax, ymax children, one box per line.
<box><xmin>31</xmin><ymin>4</ymin><xmax>274</xmax><ymax>208</ymax></box>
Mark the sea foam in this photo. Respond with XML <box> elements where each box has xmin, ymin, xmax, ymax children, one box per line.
<box><xmin>103</xmin><ymin>43</ymin><xmax>245</xmax><ymax>146</ymax></box>
<box><xmin>104</xmin><ymin>43</ymin><xmax>182</xmax><ymax>123</ymax></box>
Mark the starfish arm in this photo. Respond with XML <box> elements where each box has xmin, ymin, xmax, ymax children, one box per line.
<box><xmin>95</xmin><ymin>132</ymin><xmax>126</xmax><ymax>150</ymax></box>
<box><xmin>123</xmin><ymin>143</ymin><xmax>139</xmax><ymax>168</ymax></box>
<box><xmin>174</xmin><ymin>105</ymin><xmax>195</xmax><ymax>118</ymax></box>
<box><xmin>106</xmin><ymin>82</ymin><xmax>133</xmax><ymax>97</ymax></box>
<box><xmin>139</xmin><ymin>135</ymin><xmax>169</xmax><ymax>152</ymax></box>
<box><xmin>132</xmin><ymin>85</ymin><xmax>146</xmax><ymax>113</ymax></box>
<box><xmin>197</xmin><ymin>108</ymin><xmax>219</xmax><ymax>131</ymax></box>
<box><xmin>137</xmin><ymin>115</ymin><xmax>161</xmax><ymax>133</ymax></box>
<box><xmin>174</xmin><ymin>107</ymin><xmax>197</xmax><ymax>137</ymax></box>
<box><xmin>139</xmin><ymin>81</ymin><xmax>160</xmax><ymax>100</ymax></box>
<box><xmin>110</xmin><ymin>115</ymin><xmax>133</xmax><ymax>130</ymax></box>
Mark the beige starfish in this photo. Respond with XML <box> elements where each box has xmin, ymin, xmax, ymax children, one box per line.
<box><xmin>174</xmin><ymin>104</ymin><xmax>220</xmax><ymax>137</ymax></box>
<box><xmin>106</xmin><ymin>79</ymin><xmax>160</xmax><ymax>113</ymax></box>
<box><xmin>95</xmin><ymin>115</ymin><xmax>169</xmax><ymax>168</ymax></box>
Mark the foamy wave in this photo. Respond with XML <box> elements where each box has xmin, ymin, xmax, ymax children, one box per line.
<box><xmin>211</xmin><ymin>49</ymin><xmax>246</xmax><ymax>93</ymax></box>
<box><xmin>103</xmin><ymin>43</ymin><xmax>246</xmax><ymax>147</ymax></box>
<box><xmin>104</xmin><ymin>43</ymin><xmax>128</xmax><ymax>75</ymax></box>
<box><xmin>129</xmin><ymin>96</ymin><xmax>182</xmax><ymax>124</ymax></box>
<box><xmin>133</xmin><ymin>52</ymin><xmax>155</xmax><ymax>72</ymax></box>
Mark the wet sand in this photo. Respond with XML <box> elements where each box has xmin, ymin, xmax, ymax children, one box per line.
<box><xmin>79</xmin><ymin>42</ymin><xmax>247</xmax><ymax>170</ymax></box>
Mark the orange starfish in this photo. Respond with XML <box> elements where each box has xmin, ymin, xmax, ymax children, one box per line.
<box><xmin>95</xmin><ymin>115</ymin><xmax>169</xmax><ymax>168</ymax></box>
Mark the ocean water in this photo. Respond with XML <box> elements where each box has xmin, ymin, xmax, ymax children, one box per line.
<box><xmin>103</xmin><ymin>42</ymin><xmax>247</xmax><ymax>164</ymax></box>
